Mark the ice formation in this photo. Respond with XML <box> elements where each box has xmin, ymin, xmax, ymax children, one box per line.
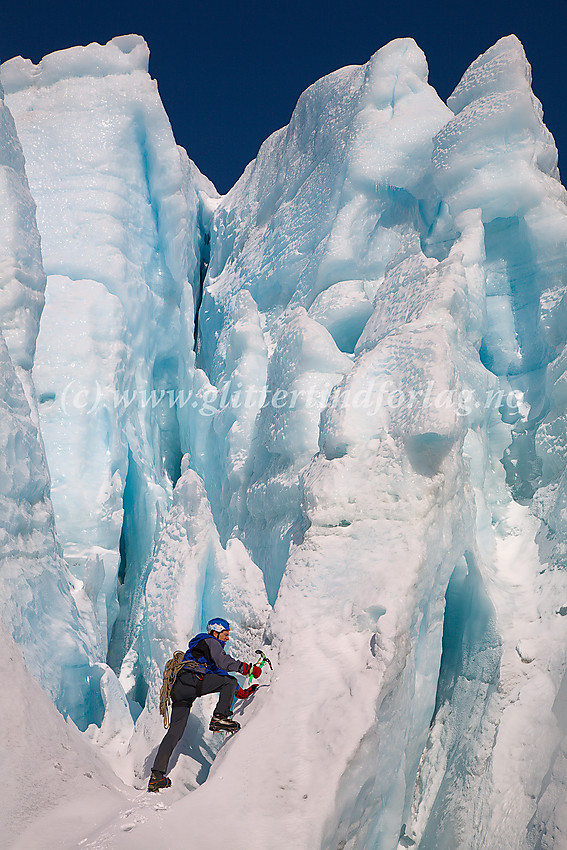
<box><xmin>2</xmin><ymin>35</ymin><xmax>217</xmax><ymax>716</ymax></box>
<box><xmin>0</xmin><ymin>75</ymin><xmax>100</xmax><ymax>727</ymax></box>
<box><xmin>1</xmin><ymin>30</ymin><xmax>567</xmax><ymax>850</ymax></box>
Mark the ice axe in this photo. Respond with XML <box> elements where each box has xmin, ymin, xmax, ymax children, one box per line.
<box><xmin>248</xmin><ymin>649</ymin><xmax>273</xmax><ymax>685</ymax></box>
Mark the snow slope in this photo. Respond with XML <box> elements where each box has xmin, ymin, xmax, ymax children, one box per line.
<box><xmin>0</xmin><ymin>622</ymin><xmax>125</xmax><ymax>850</ymax></box>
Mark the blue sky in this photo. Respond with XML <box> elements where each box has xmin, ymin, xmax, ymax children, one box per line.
<box><xmin>1</xmin><ymin>0</ymin><xmax>565</xmax><ymax>192</ymax></box>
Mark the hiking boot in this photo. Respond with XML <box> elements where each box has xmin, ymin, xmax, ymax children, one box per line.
<box><xmin>209</xmin><ymin>713</ymin><xmax>241</xmax><ymax>733</ymax></box>
<box><xmin>147</xmin><ymin>771</ymin><xmax>172</xmax><ymax>792</ymax></box>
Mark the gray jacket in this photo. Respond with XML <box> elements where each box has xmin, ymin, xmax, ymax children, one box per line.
<box><xmin>183</xmin><ymin>633</ymin><xmax>245</xmax><ymax>676</ymax></box>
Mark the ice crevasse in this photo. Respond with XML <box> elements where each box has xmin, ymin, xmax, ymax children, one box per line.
<box><xmin>1</xmin><ymin>30</ymin><xmax>567</xmax><ymax>850</ymax></box>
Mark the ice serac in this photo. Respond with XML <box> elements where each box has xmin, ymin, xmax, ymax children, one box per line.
<box><xmin>1</xmin><ymin>36</ymin><xmax>216</xmax><ymax>697</ymax></box>
<box><xmin>401</xmin><ymin>37</ymin><xmax>567</xmax><ymax>850</ymax></box>
<box><xmin>322</xmin><ymin>36</ymin><xmax>567</xmax><ymax>850</ymax></box>
<box><xmin>194</xmin><ymin>37</ymin><xmax>452</xmax><ymax>603</ymax></box>
<box><xmin>0</xmin><ymin>78</ymin><xmax>101</xmax><ymax>728</ymax></box>
<box><xmin>0</xmin><ymin>325</ymin><xmax>99</xmax><ymax>723</ymax></box>
<box><xmin>0</xmin><ymin>78</ymin><xmax>45</xmax><ymax>372</ymax></box>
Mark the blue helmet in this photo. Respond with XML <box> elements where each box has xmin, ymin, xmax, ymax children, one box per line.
<box><xmin>207</xmin><ymin>617</ymin><xmax>230</xmax><ymax>634</ymax></box>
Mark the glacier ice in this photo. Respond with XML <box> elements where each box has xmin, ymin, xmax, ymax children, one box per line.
<box><xmin>195</xmin><ymin>37</ymin><xmax>453</xmax><ymax>602</ymax></box>
<box><xmin>2</xmin><ymin>36</ymin><xmax>217</xmax><ymax>690</ymax></box>
<box><xmin>0</xmin><ymin>77</ymin><xmax>107</xmax><ymax>728</ymax></box>
<box><xmin>1</xmin><ymin>29</ymin><xmax>567</xmax><ymax>850</ymax></box>
<box><xmin>0</xmin><ymin>82</ymin><xmax>45</xmax><ymax>373</ymax></box>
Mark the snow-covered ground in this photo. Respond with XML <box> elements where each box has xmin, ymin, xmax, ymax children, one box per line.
<box><xmin>1</xmin><ymin>32</ymin><xmax>567</xmax><ymax>850</ymax></box>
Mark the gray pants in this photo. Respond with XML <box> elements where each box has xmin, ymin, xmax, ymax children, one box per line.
<box><xmin>152</xmin><ymin>670</ymin><xmax>238</xmax><ymax>775</ymax></box>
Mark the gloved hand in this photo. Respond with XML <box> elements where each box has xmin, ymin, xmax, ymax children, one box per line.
<box><xmin>241</xmin><ymin>662</ymin><xmax>263</xmax><ymax>678</ymax></box>
<box><xmin>236</xmin><ymin>684</ymin><xmax>259</xmax><ymax>699</ymax></box>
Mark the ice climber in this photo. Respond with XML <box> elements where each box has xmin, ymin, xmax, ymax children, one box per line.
<box><xmin>148</xmin><ymin>617</ymin><xmax>263</xmax><ymax>792</ymax></box>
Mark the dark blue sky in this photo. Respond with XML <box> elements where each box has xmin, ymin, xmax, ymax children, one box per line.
<box><xmin>1</xmin><ymin>0</ymin><xmax>565</xmax><ymax>193</ymax></box>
